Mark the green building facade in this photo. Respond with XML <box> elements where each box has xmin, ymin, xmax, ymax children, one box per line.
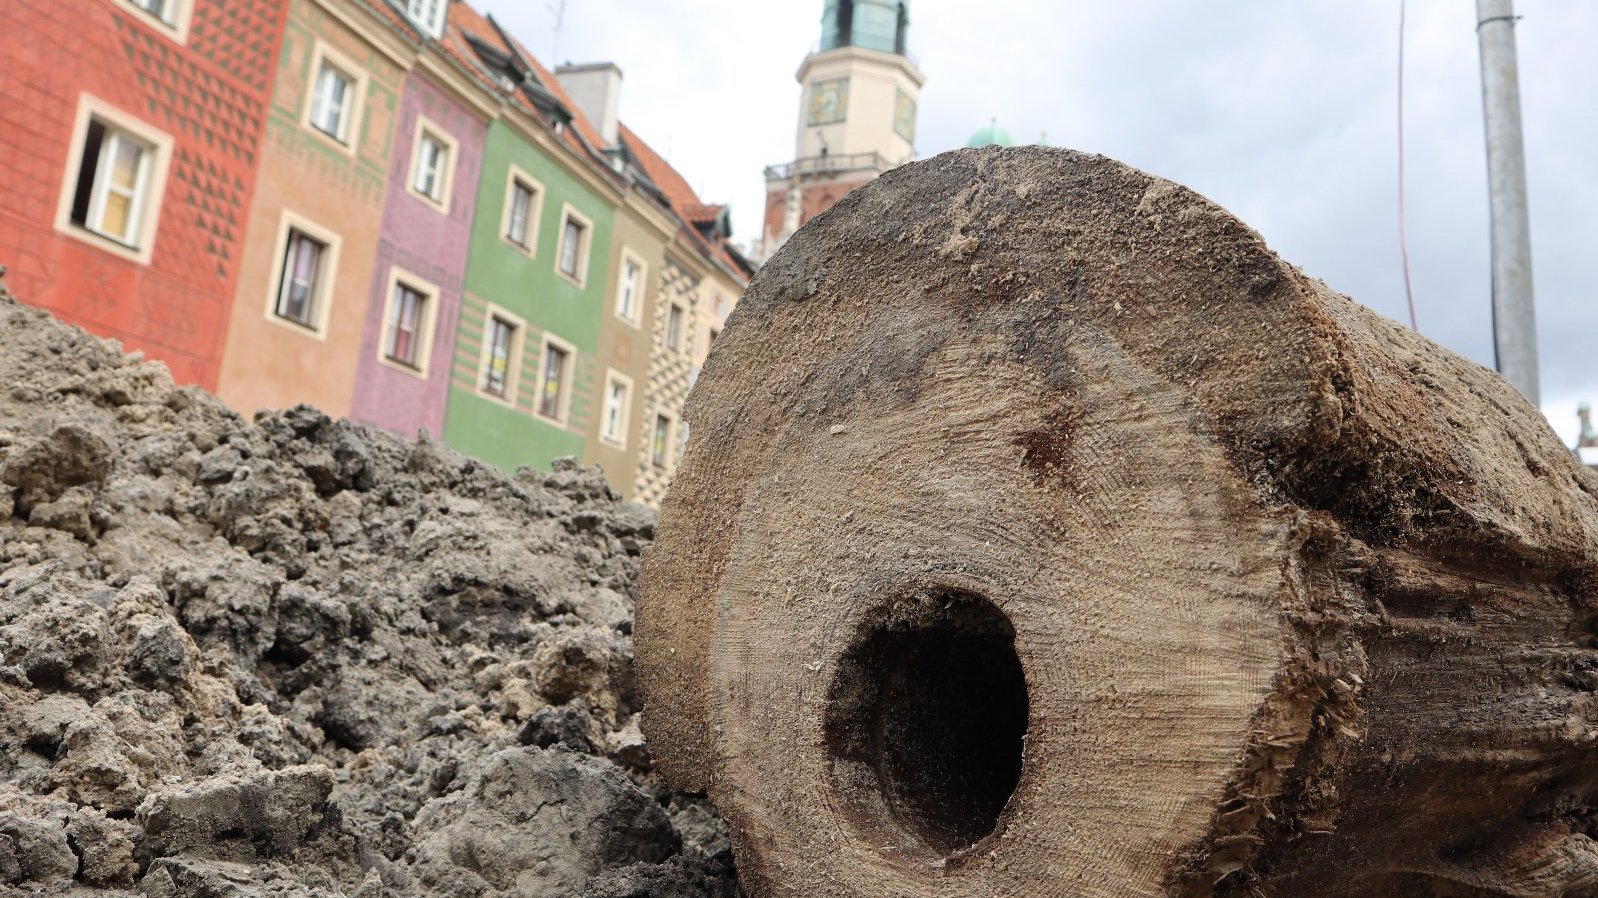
<box><xmin>443</xmin><ymin>118</ymin><xmax>615</xmax><ymax>470</ymax></box>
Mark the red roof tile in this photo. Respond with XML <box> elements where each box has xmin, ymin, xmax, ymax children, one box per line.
<box><xmin>355</xmin><ymin>0</ymin><xmax>748</xmax><ymax>285</ymax></box>
<box><xmin>618</xmin><ymin>123</ymin><xmax>750</xmax><ymax>284</ymax></box>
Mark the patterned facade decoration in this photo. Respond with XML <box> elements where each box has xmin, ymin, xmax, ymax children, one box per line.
<box><xmin>1</xmin><ymin>0</ymin><xmax>752</xmax><ymax>504</ymax></box>
<box><xmin>0</xmin><ymin>0</ymin><xmax>288</xmax><ymax>388</ymax></box>
<box><xmin>634</xmin><ymin>256</ymin><xmax>700</xmax><ymax>508</ymax></box>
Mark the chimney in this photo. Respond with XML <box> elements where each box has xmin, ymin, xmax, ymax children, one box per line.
<box><xmin>554</xmin><ymin>62</ymin><xmax>622</xmax><ymax>148</ymax></box>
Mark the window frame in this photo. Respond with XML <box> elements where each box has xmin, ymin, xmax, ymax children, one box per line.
<box><xmin>113</xmin><ymin>0</ymin><xmax>193</xmax><ymax>44</ymax></box>
<box><xmin>650</xmin><ymin>412</ymin><xmax>677</xmax><ymax>471</ymax></box>
<box><xmin>406</xmin><ymin>115</ymin><xmax>457</xmax><ymax>214</ymax></box>
<box><xmin>54</xmin><ymin>95</ymin><xmax>174</xmax><ymax>265</ymax></box>
<box><xmin>262</xmin><ymin>210</ymin><xmax>342</xmax><ymax>339</ymax></box>
<box><xmin>600</xmin><ymin>369</ymin><xmax>634</xmax><ymax>449</ymax></box>
<box><xmin>302</xmin><ymin>40</ymin><xmax>368</xmax><ymax>155</ymax></box>
<box><xmin>554</xmin><ymin>203</ymin><xmax>594</xmax><ymax>287</ymax></box>
<box><xmin>474</xmin><ymin>302</ymin><xmax>528</xmax><ymax>407</ymax></box>
<box><xmin>405</xmin><ymin>0</ymin><xmax>446</xmax><ymax>39</ymax></box>
<box><xmin>376</xmin><ymin>266</ymin><xmax>442</xmax><ymax>379</ymax></box>
<box><xmin>613</xmin><ymin>248</ymin><xmax>647</xmax><ymax>328</ymax></box>
<box><xmin>533</xmin><ymin>333</ymin><xmax>577</xmax><ymax>425</ymax></box>
<box><xmin>666</xmin><ymin>302</ymin><xmax>686</xmax><ymax>353</ymax></box>
<box><xmin>500</xmin><ymin>165</ymin><xmax>545</xmax><ymax>257</ymax></box>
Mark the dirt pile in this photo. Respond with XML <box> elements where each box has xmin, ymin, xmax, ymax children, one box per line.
<box><xmin>0</xmin><ymin>275</ymin><xmax>738</xmax><ymax>897</ymax></box>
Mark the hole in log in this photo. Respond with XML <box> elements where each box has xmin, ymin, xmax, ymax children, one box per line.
<box><xmin>825</xmin><ymin>588</ymin><xmax>1029</xmax><ymax>855</ymax></box>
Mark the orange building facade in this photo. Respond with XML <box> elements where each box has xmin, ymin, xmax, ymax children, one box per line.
<box><xmin>215</xmin><ymin>0</ymin><xmax>405</xmax><ymax>419</ymax></box>
<box><xmin>0</xmin><ymin>0</ymin><xmax>289</xmax><ymax>389</ymax></box>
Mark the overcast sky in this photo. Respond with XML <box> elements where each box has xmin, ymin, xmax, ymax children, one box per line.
<box><xmin>482</xmin><ymin>0</ymin><xmax>1595</xmax><ymax>445</ymax></box>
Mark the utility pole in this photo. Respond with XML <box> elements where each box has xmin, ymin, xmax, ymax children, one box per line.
<box><xmin>1476</xmin><ymin>0</ymin><xmax>1539</xmax><ymax>404</ymax></box>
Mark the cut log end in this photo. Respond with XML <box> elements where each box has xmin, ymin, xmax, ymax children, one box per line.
<box><xmin>637</xmin><ymin>146</ymin><xmax>1598</xmax><ymax>897</ymax></box>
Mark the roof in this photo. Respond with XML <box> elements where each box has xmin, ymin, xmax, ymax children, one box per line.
<box><xmin>967</xmin><ymin>120</ymin><xmax>1015</xmax><ymax>148</ymax></box>
<box><xmin>359</xmin><ymin>0</ymin><xmax>748</xmax><ymax>287</ymax></box>
<box><xmin>619</xmin><ymin>123</ymin><xmax>752</xmax><ymax>283</ymax></box>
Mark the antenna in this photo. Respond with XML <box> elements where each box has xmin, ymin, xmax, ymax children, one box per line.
<box><xmin>548</xmin><ymin>0</ymin><xmax>569</xmax><ymax>63</ymax></box>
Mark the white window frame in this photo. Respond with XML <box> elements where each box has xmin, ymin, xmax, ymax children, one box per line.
<box><xmin>533</xmin><ymin>333</ymin><xmax>577</xmax><ymax>425</ymax></box>
<box><xmin>475</xmin><ymin>302</ymin><xmax>527</xmax><ymax>407</ymax></box>
<box><xmin>650</xmin><ymin>411</ymin><xmax>678</xmax><ymax>471</ymax></box>
<box><xmin>600</xmin><ymin>370</ymin><xmax>633</xmax><ymax>449</ymax></box>
<box><xmin>405</xmin><ymin>0</ymin><xmax>446</xmax><ymax>39</ymax></box>
<box><xmin>113</xmin><ymin>0</ymin><xmax>194</xmax><ymax>43</ymax></box>
<box><xmin>666</xmin><ymin>302</ymin><xmax>686</xmax><ymax>353</ymax></box>
<box><xmin>407</xmin><ymin>115</ymin><xmax>457</xmax><ymax>214</ymax></box>
<box><xmin>555</xmin><ymin>203</ymin><xmax>594</xmax><ymax>288</ymax></box>
<box><xmin>376</xmin><ymin>266</ymin><xmax>442</xmax><ymax>379</ymax></box>
<box><xmin>613</xmin><ymin>248</ymin><xmax>647</xmax><ymax>328</ymax></box>
<box><xmin>54</xmin><ymin>95</ymin><xmax>174</xmax><ymax>265</ymax></box>
<box><xmin>261</xmin><ymin>210</ymin><xmax>342</xmax><ymax>339</ymax></box>
<box><xmin>500</xmin><ymin>165</ymin><xmax>545</xmax><ymax>257</ymax></box>
<box><xmin>302</xmin><ymin>40</ymin><xmax>368</xmax><ymax>155</ymax></box>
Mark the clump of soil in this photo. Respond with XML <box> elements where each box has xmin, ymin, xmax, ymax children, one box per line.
<box><xmin>0</xmin><ymin>275</ymin><xmax>738</xmax><ymax>897</ymax></box>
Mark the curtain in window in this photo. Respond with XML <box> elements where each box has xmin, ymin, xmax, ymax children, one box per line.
<box><xmin>277</xmin><ymin>233</ymin><xmax>322</xmax><ymax>324</ymax></box>
<box><xmin>387</xmin><ymin>285</ymin><xmax>422</xmax><ymax>366</ymax></box>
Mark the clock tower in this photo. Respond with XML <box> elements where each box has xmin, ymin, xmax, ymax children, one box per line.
<box><xmin>753</xmin><ymin>0</ymin><xmax>925</xmax><ymax>262</ymax></box>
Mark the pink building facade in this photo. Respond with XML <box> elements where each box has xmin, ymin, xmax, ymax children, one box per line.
<box><xmin>348</xmin><ymin>67</ymin><xmax>488</xmax><ymax>437</ymax></box>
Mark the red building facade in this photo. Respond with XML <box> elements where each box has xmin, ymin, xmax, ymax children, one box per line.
<box><xmin>0</xmin><ymin>0</ymin><xmax>289</xmax><ymax>388</ymax></box>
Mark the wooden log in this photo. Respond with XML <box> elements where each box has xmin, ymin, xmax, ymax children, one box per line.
<box><xmin>635</xmin><ymin>147</ymin><xmax>1598</xmax><ymax>898</ymax></box>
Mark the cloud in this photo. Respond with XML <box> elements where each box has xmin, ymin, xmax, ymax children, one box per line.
<box><xmin>479</xmin><ymin>0</ymin><xmax>1596</xmax><ymax>443</ymax></box>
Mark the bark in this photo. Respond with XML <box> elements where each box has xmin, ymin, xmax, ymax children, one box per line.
<box><xmin>635</xmin><ymin>147</ymin><xmax>1598</xmax><ymax>898</ymax></box>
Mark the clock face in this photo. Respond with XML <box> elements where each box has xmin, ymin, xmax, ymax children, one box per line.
<box><xmin>807</xmin><ymin>78</ymin><xmax>849</xmax><ymax>126</ymax></box>
<box><xmin>894</xmin><ymin>89</ymin><xmax>917</xmax><ymax>142</ymax></box>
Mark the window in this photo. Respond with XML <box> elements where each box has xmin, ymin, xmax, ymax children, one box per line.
<box><xmin>408</xmin><ymin>118</ymin><xmax>457</xmax><ymax>212</ymax></box>
<box><xmin>601</xmin><ymin>372</ymin><xmax>632</xmax><ymax>448</ymax></box>
<box><xmin>501</xmin><ymin>167</ymin><xmax>544</xmax><ymax>255</ymax></box>
<box><xmin>414</xmin><ymin>134</ymin><xmax>445</xmax><ymax>199</ymax></box>
<box><xmin>131</xmin><ymin>0</ymin><xmax>173</xmax><ymax>23</ymax></box>
<box><xmin>384</xmin><ymin>283</ymin><xmax>426</xmax><ymax>368</ymax></box>
<box><xmin>68</xmin><ymin>121</ymin><xmax>154</xmax><ymax>248</ymax></box>
<box><xmin>57</xmin><ymin>98</ymin><xmax>173</xmax><ymax>263</ymax></box>
<box><xmin>536</xmin><ymin>339</ymin><xmax>573</xmax><ymax>422</ymax></box>
<box><xmin>261</xmin><ymin>211</ymin><xmax>340</xmax><ymax>336</ymax></box>
<box><xmin>115</xmin><ymin>0</ymin><xmax>192</xmax><ymax>41</ymax></box>
<box><xmin>482</xmin><ymin>316</ymin><xmax>517</xmax><ymax>397</ymax></box>
<box><xmin>310</xmin><ymin>63</ymin><xmax>353</xmax><ymax>141</ymax></box>
<box><xmin>376</xmin><ymin>268</ymin><xmax>440</xmax><ymax>376</ymax></box>
<box><xmin>651</xmin><ymin>414</ymin><xmax>673</xmax><ymax>469</ymax></box>
<box><xmin>615</xmin><ymin>252</ymin><xmax>644</xmax><ymax>324</ymax></box>
<box><xmin>476</xmin><ymin>304</ymin><xmax>526</xmax><ymax>403</ymax></box>
<box><xmin>405</xmin><ymin>0</ymin><xmax>446</xmax><ymax>38</ymax></box>
<box><xmin>303</xmin><ymin>43</ymin><xmax>367</xmax><ymax>151</ymax></box>
<box><xmin>666</xmin><ymin>303</ymin><xmax>685</xmax><ymax>352</ymax></box>
<box><xmin>506</xmin><ymin>180</ymin><xmax>535</xmax><ymax>247</ymax></box>
<box><xmin>274</xmin><ymin>229</ymin><xmax>328</xmax><ymax>328</ymax></box>
<box><xmin>556</xmin><ymin>204</ymin><xmax>592</xmax><ymax>285</ymax></box>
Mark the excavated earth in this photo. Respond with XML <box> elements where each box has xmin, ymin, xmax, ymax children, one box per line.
<box><xmin>0</xmin><ymin>277</ymin><xmax>740</xmax><ymax>897</ymax></box>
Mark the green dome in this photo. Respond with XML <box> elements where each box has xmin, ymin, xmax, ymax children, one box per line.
<box><xmin>966</xmin><ymin>120</ymin><xmax>1014</xmax><ymax>148</ymax></box>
